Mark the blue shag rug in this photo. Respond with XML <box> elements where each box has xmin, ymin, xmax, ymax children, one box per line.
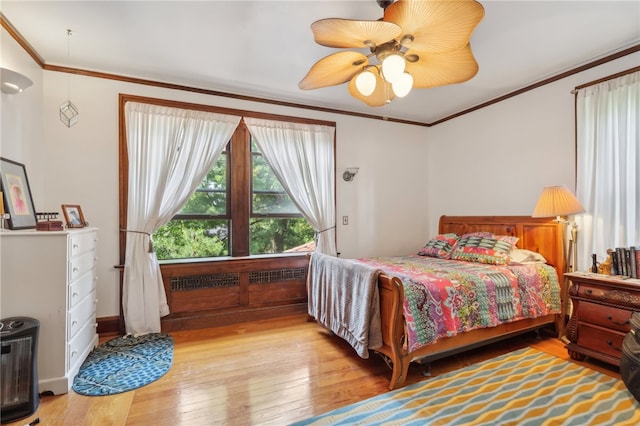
<box><xmin>72</xmin><ymin>332</ymin><xmax>173</xmax><ymax>396</ymax></box>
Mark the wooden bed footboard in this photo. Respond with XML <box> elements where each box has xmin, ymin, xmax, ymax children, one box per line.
<box><xmin>372</xmin><ymin>215</ymin><xmax>566</xmax><ymax>390</ymax></box>
<box><xmin>375</xmin><ymin>273</ymin><xmax>560</xmax><ymax>390</ymax></box>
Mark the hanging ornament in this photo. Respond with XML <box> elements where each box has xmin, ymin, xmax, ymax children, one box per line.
<box><xmin>60</xmin><ymin>29</ymin><xmax>79</xmax><ymax>127</ymax></box>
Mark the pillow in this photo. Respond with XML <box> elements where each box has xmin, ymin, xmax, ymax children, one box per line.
<box><xmin>418</xmin><ymin>233</ymin><xmax>459</xmax><ymax>258</ymax></box>
<box><xmin>509</xmin><ymin>248</ymin><xmax>547</xmax><ymax>264</ymax></box>
<box><xmin>450</xmin><ymin>233</ymin><xmax>519</xmax><ymax>265</ymax></box>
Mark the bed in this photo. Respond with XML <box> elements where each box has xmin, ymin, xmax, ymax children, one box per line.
<box><xmin>307</xmin><ymin>215</ymin><xmax>567</xmax><ymax>390</ymax></box>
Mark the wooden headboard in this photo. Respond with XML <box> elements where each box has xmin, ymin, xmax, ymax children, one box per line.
<box><xmin>439</xmin><ymin>215</ymin><xmax>566</xmax><ymax>279</ymax></box>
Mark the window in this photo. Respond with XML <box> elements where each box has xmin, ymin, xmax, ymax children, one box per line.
<box><xmin>575</xmin><ymin>70</ymin><xmax>639</xmax><ymax>270</ymax></box>
<box><xmin>153</xmin><ymin>122</ymin><xmax>314</xmax><ymax>260</ymax></box>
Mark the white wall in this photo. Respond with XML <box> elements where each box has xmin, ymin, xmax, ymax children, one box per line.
<box><xmin>426</xmin><ymin>54</ymin><xmax>639</xmax><ymax>235</ymax></box>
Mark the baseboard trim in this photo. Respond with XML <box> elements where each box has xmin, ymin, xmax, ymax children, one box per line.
<box><xmin>96</xmin><ymin>315</ymin><xmax>121</xmax><ymax>337</ymax></box>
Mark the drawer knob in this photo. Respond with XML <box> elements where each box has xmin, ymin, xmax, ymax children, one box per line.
<box><xmin>585</xmin><ymin>289</ymin><xmax>593</xmax><ymax>295</ymax></box>
<box><xmin>606</xmin><ymin>340</ymin><xmax>622</xmax><ymax>352</ymax></box>
<box><xmin>607</xmin><ymin>315</ymin><xmax>630</xmax><ymax>326</ymax></box>
<box><xmin>73</xmin><ymin>267</ymin><xmax>79</xmax><ymax>272</ymax></box>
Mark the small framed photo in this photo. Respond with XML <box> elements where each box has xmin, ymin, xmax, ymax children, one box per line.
<box><xmin>61</xmin><ymin>204</ymin><xmax>87</xmax><ymax>228</ymax></box>
<box><xmin>0</xmin><ymin>157</ymin><xmax>37</xmax><ymax>229</ymax></box>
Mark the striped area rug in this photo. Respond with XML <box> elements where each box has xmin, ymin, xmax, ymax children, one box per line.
<box><xmin>294</xmin><ymin>347</ymin><xmax>640</xmax><ymax>425</ymax></box>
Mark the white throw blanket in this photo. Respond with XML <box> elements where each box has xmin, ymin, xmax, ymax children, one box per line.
<box><xmin>307</xmin><ymin>252</ymin><xmax>383</xmax><ymax>358</ymax></box>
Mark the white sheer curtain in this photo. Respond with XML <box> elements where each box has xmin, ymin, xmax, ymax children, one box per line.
<box><xmin>576</xmin><ymin>71</ymin><xmax>640</xmax><ymax>270</ymax></box>
<box><xmin>124</xmin><ymin>102</ymin><xmax>241</xmax><ymax>336</ymax></box>
<box><xmin>244</xmin><ymin>117</ymin><xmax>337</xmax><ymax>256</ymax></box>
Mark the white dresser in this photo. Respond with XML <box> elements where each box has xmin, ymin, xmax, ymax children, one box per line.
<box><xmin>0</xmin><ymin>227</ymin><xmax>99</xmax><ymax>395</ymax></box>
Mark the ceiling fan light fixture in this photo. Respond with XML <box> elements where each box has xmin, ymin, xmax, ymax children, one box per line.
<box><xmin>355</xmin><ymin>70</ymin><xmax>377</xmax><ymax>96</ymax></box>
<box><xmin>381</xmin><ymin>54</ymin><xmax>405</xmax><ymax>83</ymax></box>
<box><xmin>301</xmin><ymin>0</ymin><xmax>484</xmax><ymax>107</ymax></box>
<box><xmin>392</xmin><ymin>72</ymin><xmax>413</xmax><ymax>97</ymax></box>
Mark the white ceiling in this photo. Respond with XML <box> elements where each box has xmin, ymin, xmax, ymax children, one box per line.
<box><xmin>2</xmin><ymin>1</ymin><xmax>639</xmax><ymax>124</ymax></box>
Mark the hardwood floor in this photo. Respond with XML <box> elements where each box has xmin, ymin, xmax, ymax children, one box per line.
<box><xmin>6</xmin><ymin>314</ymin><xmax>621</xmax><ymax>426</ymax></box>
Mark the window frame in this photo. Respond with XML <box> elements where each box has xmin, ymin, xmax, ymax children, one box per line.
<box><xmin>118</xmin><ymin>94</ymin><xmax>336</xmax><ymax>266</ymax></box>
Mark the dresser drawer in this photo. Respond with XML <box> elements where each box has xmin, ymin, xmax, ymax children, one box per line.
<box><xmin>69</xmin><ymin>270</ymin><xmax>97</xmax><ymax>310</ymax></box>
<box><xmin>574</xmin><ymin>283</ymin><xmax>608</xmax><ymax>299</ymax></box>
<box><xmin>69</xmin><ymin>231</ymin><xmax>98</xmax><ymax>258</ymax></box>
<box><xmin>67</xmin><ymin>289</ymin><xmax>97</xmax><ymax>340</ymax></box>
<box><xmin>69</xmin><ymin>250</ymin><xmax>97</xmax><ymax>283</ymax></box>
<box><xmin>68</xmin><ymin>319</ymin><xmax>98</xmax><ymax>372</ymax></box>
<box><xmin>577</xmin><ymin>301</ymin><xmax>632</xmax><ymax>332</ymax></box>
<box><xmin>577</xmin><ymin>323</ymin><xmax>625</xmax><ymax>359</ymax></box>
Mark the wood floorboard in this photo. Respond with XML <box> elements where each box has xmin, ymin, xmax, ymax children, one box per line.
<box><xmin>5</xmin><ymin>314</ymin><xmax>622</xmax><ymax>426</ymax></box>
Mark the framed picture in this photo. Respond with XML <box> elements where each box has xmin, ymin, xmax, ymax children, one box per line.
<box><xmin>0</xmin><ymin>157</ymin><xmax>37</xmax><ymax>229</ymax></box>
<box><xmin>61</xmin><ymin>204</ymin><xmax>87</xmax><ymax>228</ymax></box>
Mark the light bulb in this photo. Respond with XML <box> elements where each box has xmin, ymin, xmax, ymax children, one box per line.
<box><xmin>392</xmin><ymin>72</ymin><xmax>413</xmax><ymax>97</ymax></box>
<box><xmin>381</xmin><ymin>54</ymin><xmax>405</xmax><ymax>83</ymax></box>
<box><xmin>355</xmin><ymin>70</ymin><xmax>376</xmax><ymax>96</ymax></box>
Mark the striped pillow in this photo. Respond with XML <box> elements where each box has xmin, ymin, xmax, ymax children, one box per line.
<box><xmin>418</xmin><ymin>233</ymin><xmax>459</xmax><ymax>258</ymax></box>
<box><xmin>450</xmin><ymin>233</ymin><xmax>519</xmax><ymax>265</ymax></box>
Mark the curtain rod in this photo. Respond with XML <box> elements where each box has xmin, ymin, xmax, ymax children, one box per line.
<box><xmin>572</xmin><ymin>65</ymin><xmax>640</xmax><ymax>93</ymax></box>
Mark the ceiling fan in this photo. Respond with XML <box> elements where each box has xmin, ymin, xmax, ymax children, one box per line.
<box><xmin>299</xmin><ymin>0</ymin><xmax>485</xmax><ymax>107</ymax></box>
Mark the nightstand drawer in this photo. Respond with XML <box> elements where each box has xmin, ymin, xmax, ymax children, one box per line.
<box><xmin>574</xmin><ymin>283</ymin><xmax>608</xmax><ymax>299</ymax></box>
<box><xmin>577</xmin><ymin>323</ymin><xmax>625</xmax><ymax>358</ymax></box>
<box><xmin>578</xmin><ymin>301</ymin><xmax>632</xmax><ymax>332</ymax></box>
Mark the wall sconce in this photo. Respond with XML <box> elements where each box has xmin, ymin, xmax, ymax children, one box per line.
<box><xmin>1</xmin><ymin>68</ymin><xmax>33</xmax><ymax>94</ymax></box>
<box><xmin>343</xmin><ymin>167</ymin><xmax>359</xmax><ymax>182</ymax></box>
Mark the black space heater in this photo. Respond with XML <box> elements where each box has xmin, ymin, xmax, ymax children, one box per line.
<box><xmin>0</xmin><ymin>317</ymin><xmax>40</xmax><ymax>423</ymax></box>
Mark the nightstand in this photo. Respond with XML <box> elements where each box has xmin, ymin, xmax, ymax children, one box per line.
<box><xmin>565</xmin><ymin>271</ymin><xmax>640</xmax><ymax>367</ymax></box>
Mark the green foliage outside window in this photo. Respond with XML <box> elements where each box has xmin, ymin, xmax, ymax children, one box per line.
<box><xmin>154</xmin><ymin>219</ymin><xmax>229</xmax><ymax>259</ymax></box>
<box><xmin>250</xmin><ymin>218</ymin><xmax>314</xmax><ymax>254</ymax></box>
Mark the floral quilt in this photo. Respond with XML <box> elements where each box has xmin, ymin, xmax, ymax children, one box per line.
<box><xmin>355</xmin><ymin>255</ymin><xmax>561</xmax><ymax>353</ymax></box>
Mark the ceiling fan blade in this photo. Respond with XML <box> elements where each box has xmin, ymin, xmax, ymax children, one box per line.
<box><xmin>384</xmin><ymin>0</ymin><xmax>484</xmax><ymax>53</ymax></box>
<box><xmin>405</xmin><ymin>44</ymin><xmax>479</xmax><ymax>88</ymax></box>
<box><xmin>299</xmin><ymin>51</ymin><xmax>369</xmax><ymax>90</ymax></box>
<box><xmin>347</xmin><ymin>71</ymin><xmax>395</xmax><ymax>107</ymax></box>
<box><xmin>311</xmin><ymin>18</ymin><xmax>402</xmax><ymax>48</ymax></box>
